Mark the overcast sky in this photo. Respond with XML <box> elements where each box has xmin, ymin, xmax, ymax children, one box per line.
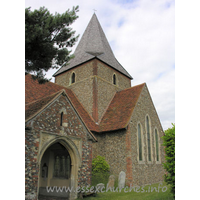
<box><xmin>25</xmin><ymin>0</ymin><xmax>175</xmax><ymax>130</ymax></box>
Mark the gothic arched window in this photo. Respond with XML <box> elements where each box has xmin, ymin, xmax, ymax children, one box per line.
<box><xmin>155</xmin><ymin>129</ymin><xmax>159</xmax><ymax>161</ymax></box>
<box><xmin>138</xmin><ymin>123</ymin><xmax>142</xmax><ymax>161</ymax></box>
<box><xmin>71</xmin><ymin>72</ymin><xmax>75</xmax><ymax>84</ymax></box>
<box><xmin>54</xmin><ymin>155</ymin><xmax>71</xmax><ymax>178</ymax></box>
<box><xmin>60</xmin><ymin>112</ymin><xmax>63</xmax><ymax>126</ymax></box>
<box><xmin>113</xmin><ymin>74</ymin><xmax>116</xmax><ymax>85</ymax></box>
<box><xmin>146</xmin><ymin>116</ymin><xmax>151</xmax><ymax>161</ymax></box>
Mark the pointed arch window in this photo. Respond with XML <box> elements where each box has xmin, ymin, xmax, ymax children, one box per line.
<box><xmin>138</xmin><ymin>123</ymin><xmax>142</xmax><ymax>161</ymax></box>
<box><xmin>155</xmin><ymin>129</ymin><xmax>159</xmax><ymax>161</ymax></box>
<box><xmin>113</xmin><ymin>74</ymin><xmax>116</xmax><ymax>85</ymax></box>
<box><xmin>60</xmin><ymin>112</ymin><xmax>63</xmax><ymax>126</ymax></box>
<box><xmin>71</xmin><ymin>72</ymin><xmax>75</xmax><ymax>84</ymax></box>
<box><xmin>146</xmin><ymin>116</ymin><xmax>151</xmax><ymax>161</ymax></box>
<box><xmin>54</xmin><ymin>155</ymin><xmax>71</xmax><ymax>178</ymax></box>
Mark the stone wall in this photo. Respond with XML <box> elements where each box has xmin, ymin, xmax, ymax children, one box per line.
<box><xmin>129</xmin><ymin>84</ymin><xmax>165</xmax><ymax>186</ymax></box>
<box><xmin>55</xmin><ymin>60</ymin><xmax>95</xmax><ymax>120</ymax></box>
<box><xmin>97</xmin><ymin>61</ymin><xmax>131</xmax><ymax>89</ymax></box>
<box><xmin>96</xmin><ymin>77</ymin><xmax>120</xmax><ymax>120</ymax></box>
<box><xmin>55</xmin><ymin>60</ymin><xmax>94</xmax><ymax>87</ymax></box>
<box><xmin>92</xmin><ymin>130</ymin><xmax>127</xmax><ymax>176</ymax></box>
<box><xmin>69</xmin><ymin>77</ymin><xmax>94</xmax><ymax>118</ymax></box>
<box><xmin>92</xmin><ymin>84</ymin><xmax>165</xmax><ymax>186</ymax></box>
<box><xmin>54</xmin><ymin>59</ymin><xmax>132</xmax><ymax>122</ymax></box>
<box><xmin>25</xmin><ymin>129</ymin><xmax>40</xmax><ymax>200</ymax></box>
<box><xmin>25</xmin><ymin>94</ymin><xmax>94</xmax><ymax>199</ymax></box>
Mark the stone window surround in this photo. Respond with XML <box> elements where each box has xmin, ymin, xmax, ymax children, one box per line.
<box><xmin>69</xmin><ymin>71</ymin><xmax>76</xmax><ymax>85</ymax></box>
<box><xmin>145</xmin><ymin>114</ymin><xmax>153</xmax><ymax>164</ymax></box>
<box><xmin>60</xmin><ymin>112</ymin><xmax>64</xmax><ymax>126</ymax></box>
<box><xmin>154</xmin><ymin>127</ymin><xmax>161</xmax><ymax>164</ymax></box>
<box><xmin>112</xmin><ymin>73</ymin><xmax>117</xmax><ymax>86</ymax></box>
<box><xmin>137</xmin><ymin>122</ymin><xmax>145</xmax><ymax>164</ymax></box>
<box><xmin>59</xmin><ymin>108</ymin><xmax>67</xmax><ymax>130</ymax></box>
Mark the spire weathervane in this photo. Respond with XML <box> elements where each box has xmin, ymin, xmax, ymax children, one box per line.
<box><xmin>93</xmin><ymin>9</ymin><xmax>97</xmax><ymax>13</ymax></box>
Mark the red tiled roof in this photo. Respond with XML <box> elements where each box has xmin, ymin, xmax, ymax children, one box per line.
<box><xmin>25</xmin><ymin>74</ymin><xmax>98</xmax><ymax>132</ymax></box>
<box><xmin>25</xmin><ymin>74</ymin><xmax>145</xmax><ymax>133</ymax></box>
<box><xmin>98</xmin><ymin>83</ymin><xmax>145</xmax><ymax>132</ymax></box>
<box><xmin>25</xmin><ymin>90</ymin><xmax>62</xmax><ymax>121</ymax></box>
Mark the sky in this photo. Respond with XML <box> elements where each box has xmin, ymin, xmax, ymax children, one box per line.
<box><xmin>25</xmin><ymin>0</ymin><xmax>175</xmax><ymax>130</ymax></box>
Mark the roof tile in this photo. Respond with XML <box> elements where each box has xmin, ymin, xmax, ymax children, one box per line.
<box><xmin>25</xmin><ymin>74</ymin><xmax>144</xmax><ymax>133</ymax></box>
<box><xmin>98</xmin><ymin>83</ymin><xmax>145</xmax><ymax>132</ymax></box>
<box><xmin>53</xmin><ymin>14</ymin><xmax>132</xmax><ymax>79</ymax></box>
<box><xmin>25</xmin><ymin>74</ymin><xmax>98</xmax><ymax>131</ymax></box>
<box><xmin>25</xmin><ymin>90</ymin><xmax>61</xmax><ymax>121</ymax></box>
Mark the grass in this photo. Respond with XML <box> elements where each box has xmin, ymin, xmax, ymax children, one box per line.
<box><xmin>77</xmin><ymin>182</ymin><xmax>174</xmax><ymax>200</ymax></box>
<box><xmin>91</xmin><ymin>172</ymin><xmax>110</xmax><ymax>187</ymax></box>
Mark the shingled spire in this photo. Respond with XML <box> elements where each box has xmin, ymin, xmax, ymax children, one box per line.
<box><xmin>53</xmin><ymin>13</ymin><xmax>133</xmax><ymax>79</ymax></box>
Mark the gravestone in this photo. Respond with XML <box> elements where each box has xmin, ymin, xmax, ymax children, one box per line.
<box><xmin>107</xmin><ymin>175</ymin><xmax>115</xmax><ymax>188</ymax></box>
<box><xmin>118</xmin><ymin>171</ymin><xmax>126</xmax><ymax>190</ymax></box>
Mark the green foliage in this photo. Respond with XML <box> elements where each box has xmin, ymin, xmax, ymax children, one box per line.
<box><xmin>77</xmin><ymin>182</ymin><xmax>173</xmax><ymax>200</ymax></box>
<box><xmin>92</xmin><ymin>156</ymin><xmax>110</xmax><ymax>173</ymax></box>
<box><xmin>92</xmin><ymin>156</ymin><xmax>110</xmax><ymax>186</ymax></box>
<box><xmin>162</xmin><ymin>123</ymin><xmax>175</xmax><ymax>198</ymax></box>
<box><xmin>25</xmin><ymin>6</ymin><xmax>79</xmax><ymax>82</ymax></box>
<box><xmin>91</xmin><ymin>172</ymin><xmax>110</xmax><ymax>187</ymax></box>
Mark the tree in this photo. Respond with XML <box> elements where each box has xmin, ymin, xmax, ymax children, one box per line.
<box><xmin>162</xmin><ymin>123</ymin><xmax>175</xmax><ymax>198</ymax></box>
<box><xmin>25</xmin><ymin>6</ymin><xmax>79</xmax><ymax>82</ymax></box>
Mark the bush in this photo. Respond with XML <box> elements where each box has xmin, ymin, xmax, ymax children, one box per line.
<box><xmin>162</xmin><ymin>123</ymin><xmax>175</xmax><ymax>198</ymax></box>
<box><xmin>92</xmin><ymin>156</ymin><xmax>110</xmax><ymax>186</ymax></box>
<box><xmin>92</xmin><ymin>155</ymin><xmax>110</xmax><ymax>173</ymax></box>
<box><xmin>91</xmin><ymin>171</ymin><xmax>110</xmax><ymax>186</ymax></box>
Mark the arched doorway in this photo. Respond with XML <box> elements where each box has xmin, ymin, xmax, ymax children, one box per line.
<box><xmin>38</xmin><ymin>138</ymin><xmax>81</xmax><ymax>199</ymax></box>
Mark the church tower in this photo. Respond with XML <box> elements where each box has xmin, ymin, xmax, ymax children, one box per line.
<box><xmin>54</xmin><ymin>14</ymin><xmax>133</xmax><ymax>122</ymax></box>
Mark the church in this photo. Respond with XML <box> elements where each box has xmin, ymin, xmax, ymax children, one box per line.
<box><xmin>25</xmin><ymin>13</ymin><xmax>165</xmax><ymax>200</ymax></box>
